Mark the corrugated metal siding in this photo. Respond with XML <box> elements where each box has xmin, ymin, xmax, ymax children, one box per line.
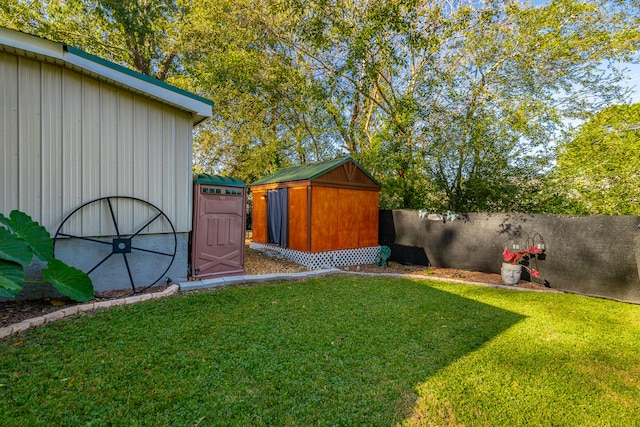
<box><xmin>0</xmin><ymin>51</ymin><xmax>193</xmax><ymax>235</ymax></box>
<box><xmin>18</xmin><ymin>57</ymin><xmax>42</xmax><ymax>220</ymax></box>
<box><xmin>41</xmin><ymin>62</ymin><xmax>63</xmax><ymax>233</ymax></box>
<box><xmin>1</xmin><ymin>52</ymin><xmax>19</xmax><ymax>212</ymax></box>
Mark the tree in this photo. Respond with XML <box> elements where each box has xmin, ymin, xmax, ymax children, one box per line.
<box><xmin>276</xmin><ymin>0</ymin><xmax>640</xmax><ymax>210</ymax></box>
<box><xmin>184</xmin><ymin>0</ymin><xmax>340</xmax><ymax>184</ymax></box>
<box><xmin>553</xmin><ymin>103</ymin><xmax>640</xmax><ymax>215</ymax></box>
<box><xmin>0</xmin><ymin>0</ymin><xmax>192</xmax><ymax>81</ymax></box>
<box><xmin>3</xmin><ymin>0</ymin><xmax>639</xmax><ymax>211</ymax></box>
<box><xmin>0</xmin><ymin>0</ymin><xmax>339</xmax><ymax>185</ymax></box>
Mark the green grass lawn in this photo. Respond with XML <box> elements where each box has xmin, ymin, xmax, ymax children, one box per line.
<box><xmin>1</xmin><ymin>275</ymin><xmax>639</xmax><ymax>426</ymax></box>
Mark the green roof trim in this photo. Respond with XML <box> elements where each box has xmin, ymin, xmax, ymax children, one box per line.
<box><xmin>65</xmin><ymin>45</ymin><xmax>214</xmax><ymax>107</ymax></box>
<box><xmin>195</xmin><ymin>174</ymin><xmax>246</xmax><ymax>188</ymax></box>
<box><xmin>250</xmin><ymin>157</ymin><xmax>380</xmax><ymax>186</ymax></box>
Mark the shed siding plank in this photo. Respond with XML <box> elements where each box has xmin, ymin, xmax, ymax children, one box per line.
<box><xmin>40</xmin><ymin>63</ymin><xmax>63</xmax><ymax>232</ymax></box>
<box><xmin>17</xmin><ymin>57</ymin><xmax>42</xmax><ymax>221</ymax></box>
<box><xmin>81</xmin><ymin>77</ymin><xmax>102</xmax><ymax>236</ymax></box>
<box><xmin>133</xmin><ymin>97</ymin><xmax>150</xmax><ymax>232</ymax></box>
<box><xmin>148</xmin><ymin>101</ymin><xmax>164</xmax><ymax>233</ymax></box>
<box><xmin>99</xmin><ymin>84</ymin><xmax>119</xmax><ymax>235</ymax></box>
<box><xmin>117</xmin><ymin>90</ymin><xmax>135</xmax><ymax>232</ymax></box>
<box><xmin>357</xmin><ymin>190</ymin><xmax>379</xmax><ymax>246</ymax></box>
<box><xmin>311</xmin><ymin>187</ymin><xmax>379</xmax><ymax>252</ymax></box>
<box><xmin>252</xmin><ymin>190</ymin><xmax>267</xmax><ymax>243</ymax></box>
<box><xmin>0</xmin><ymin>52</ymin><xmax>19</xmax><ymax>214</ymax></box>
<box><xmin>162</xmin><ymin>107</ymin><xmax>177</xmax><ymax>231</ymax></box>
<box><xmin>288</xmin><ymin>186</ymin><xmax>308</xmax><ymax>251</ymax></box>
<box><xmin>62</xmin><ymin>69</ymin><xmax>83</xmax><ymax>233</ymax></box>
<box><xmin>174</xmin><ymin>111</ymin><xmax>192</xmax><ymax>232</ymax></box>
<box><xmin>336</xmin><ymin>189</ymin><xmax>358</xmax><ymax>249</ymax></box>
<box><xmin>118</xmin><ymin>91</ymin><xmax>135</xmax><ymax>197</ymax></box>
<box><xmin>310</xmin><ymin>187</ymin><xmax>334</xmax><ymax>252</ymax></box>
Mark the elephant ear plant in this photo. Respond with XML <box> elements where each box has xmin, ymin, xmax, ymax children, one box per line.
<box><xmin>0</xmin><ymin>210</ymin><xmax>94</xmax><ymax>302</ymax></box>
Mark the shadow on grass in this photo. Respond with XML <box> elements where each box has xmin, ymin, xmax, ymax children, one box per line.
<box><xmin>0</xmin><ymin>275</ymin><xmax>525</xmax><ymax>426</ymax></box>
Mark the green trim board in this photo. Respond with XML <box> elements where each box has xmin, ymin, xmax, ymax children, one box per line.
<box><xmin>0</xmin><ymin>26</ymin><xmax>212</xmax><ymax>124</ymax></box>
<box><xmin>65</xmin><ymin>46</ymin><xmax>213</xmax><ymax>107</ymax></box>
<box><xmin>250</xmin><ymin>157</ymin><xmax>381</xmax><ymax>187</ymax></box>
<box><xmin>195</xmin><ymin>174</ymin><xmax>246</xmax><ymax>188</ymax></box>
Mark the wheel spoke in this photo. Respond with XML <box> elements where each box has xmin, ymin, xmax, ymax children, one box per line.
<box><xmin>130</xmin><ymin>245</ymin><xmax>175</xmax><ymax>257</ymax></box>
<box><xmin>87</xmin><ymin>253</ymin><xmax>114</xmax><ymax>275</ymax></box>
<box><xmin>121</xmin><ymin>253</ymin><xmax>136</xmax><ymax>293</ymax></box>
<box><xmin>131</xmin><ymin>212</ymin><xmax>162</xmax><ymax>238</ymax></box>
<box><xmin>107</xmin><ymin>198</ymin><xmax>122</xmax><ymax>237</ymax></box>
<box><xmin>56</xmin><ymin>232</ymin><xmax>112</xmax><ymax>246</ymax></box>
<box><xmin>54</xmin><ymin>196</ymin><xmax>178</xmax><ymax>293</ymax></box>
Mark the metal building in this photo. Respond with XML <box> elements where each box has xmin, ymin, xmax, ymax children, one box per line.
<box><xmin>0</xmin><ymin>27</ymin><xmax>213</xmax><ymax>293</ymax></box>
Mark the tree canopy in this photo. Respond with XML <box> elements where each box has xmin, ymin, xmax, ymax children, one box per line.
<box><xmin>2</xmin><ymin>0</ymin><xmax>639</xmax><ymax>212</ymax></box>
<box><xmin>553</xmin><ymin>103</ymin><xmax>640</xmax><ymax>215</ymax></box>
<box><xmin>272</xmin><ymin>0</ymin><xmax>639</xmax><ymax>210</ymax></box>
<box><xmin>0</xmin><ymin>0</ymin><xmax>196</xmax><ymax>80</ymax></box>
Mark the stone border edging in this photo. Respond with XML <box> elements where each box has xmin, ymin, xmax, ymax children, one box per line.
<box><xmin>181</xmin><ymin>268</ymin><xmax>559</xmax><ymax>294</ymax></box>
<box><xmin>179</xmin><ymin>268</ymin><xmax>345</xmax><ymax>291</ymax></box>
<box><xmin>0</xmin><ymin>284</ymin><xmax>180</xmax><ymax>339</ymax></box>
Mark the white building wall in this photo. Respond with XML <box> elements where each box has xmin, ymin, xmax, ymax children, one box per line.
<box><xmin>0</xmin><ymin>51</ymin><xmax>193</xmax><ymax>235</ymax></box>
<box><xmin>1</xmin><ymin>51</ymin><xmax>19</xmax><ymax>213</ymax></box>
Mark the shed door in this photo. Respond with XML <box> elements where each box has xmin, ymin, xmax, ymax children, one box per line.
<box><xmin>267</xmin><ymin>188</ymin><xmax>288</xmax><ymax>247</ymax></box>
<box><xmin>192</xmin><ymin>186</ymin><xmax>245</xmax><ymax>279</ymax></box>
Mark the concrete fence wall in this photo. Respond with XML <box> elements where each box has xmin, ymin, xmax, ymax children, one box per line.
<box><xmin>379</xmin><ymin>210</ymin><xmax>640</xmax><ymax>304</ymax></box>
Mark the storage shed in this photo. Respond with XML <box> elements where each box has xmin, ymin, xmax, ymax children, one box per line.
<box><xmin>249</xmin><ymin>157</ymin><xmax>382</xmax><ymax>269</ymax></box>
<box><xmin>190</xmin><ymin>175</ymin><xmax>247</xmax><ymax>280</ymax></box>
<box><xmin>0</xmin><ymin>27</ymin><xmax>213</xmax><ymax>293</ymax></box>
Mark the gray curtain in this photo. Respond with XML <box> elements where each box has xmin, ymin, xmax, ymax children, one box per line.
<box><xmin>267</xmin><ymin>189</ymin><xmax>288</xmax><ymax>246</ymax></box>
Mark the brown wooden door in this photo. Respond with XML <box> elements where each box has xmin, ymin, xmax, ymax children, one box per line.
<box><xmin>191</xmin><ymin>184</ymin><xmax>246</xmax><ymax>279</ymax></box>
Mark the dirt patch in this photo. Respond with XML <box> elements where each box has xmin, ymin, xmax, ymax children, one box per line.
<box><xmin>0</xmin><ymin>246</ymin><xmax>549</xmax><ymax>329</ymax></box>
<box><xmin>244</xmin><ymin>246</ymin><xmax>309</xmax><ymax>276</ymax></box>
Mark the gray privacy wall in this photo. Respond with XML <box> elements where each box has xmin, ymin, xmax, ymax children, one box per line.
<box><xmin>380</xmin><ymin>210</ymin><xmax>640</xmax><ymax>303</ymax></box>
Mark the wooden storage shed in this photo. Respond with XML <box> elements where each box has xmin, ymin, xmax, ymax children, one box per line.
<box><xmin>250</xmin><ymin>157</ymin><xmax>382</xmax><ymax>268</ymax></box>
<box><xmin>0</xmin><ymin>27</ymin><xmax>212</xmax><ymax>293</ymax></box>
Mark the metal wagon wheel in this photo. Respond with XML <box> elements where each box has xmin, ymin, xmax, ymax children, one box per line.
<box><xmin>53</xmin><ymin>196</ymin><xmax>177</xmax><ymax>295</ymax></box>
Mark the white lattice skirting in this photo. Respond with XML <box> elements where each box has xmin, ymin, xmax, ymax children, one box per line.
<box><xmin>249</xmin><ymin>243</ymin><xmax>382</xmax><ymax>270</ymax></box>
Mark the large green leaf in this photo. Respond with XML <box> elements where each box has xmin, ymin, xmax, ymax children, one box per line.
<box><xmin>42</xmin><ymin>259</ymin><xmax>94</xmax><ymax>302</ymax></box>
<box><xmin>0</xmin><ymin>287</ymin><xmax>20</xmax><ymax>299</ymax></box>
<box><xmin>0</xmin><ymin>211</ymin><xmax>53</xmax><ymax>262</ymax></box>
<box><xmin>0</xmin><ymin>259</ymin><xmax>24</xmax><ymax>298</ymax></box>
<box><xmin>0</xmin><ymin>227</ymin><xmax>33</xmax><ymax>266</ymax></box>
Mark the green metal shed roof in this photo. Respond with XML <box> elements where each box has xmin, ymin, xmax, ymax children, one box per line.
<box><xmin>250</xmin><ymin>157</ymin><xmax>380</xmax><ymax>186</ymax></box>
<box><xmin>66</xmin><ymin>46</ymin><xmax>214</xmax><ymax>108</ymax></box>
<box><xmin>194</xmin><ymin>174</ymin><xmax>246</xmax><ymax>188</ymax></box>
<box><xmin>0</xmin><ymin>26</ymin><xmax>213</xmax><ymax>125</ymax></box>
